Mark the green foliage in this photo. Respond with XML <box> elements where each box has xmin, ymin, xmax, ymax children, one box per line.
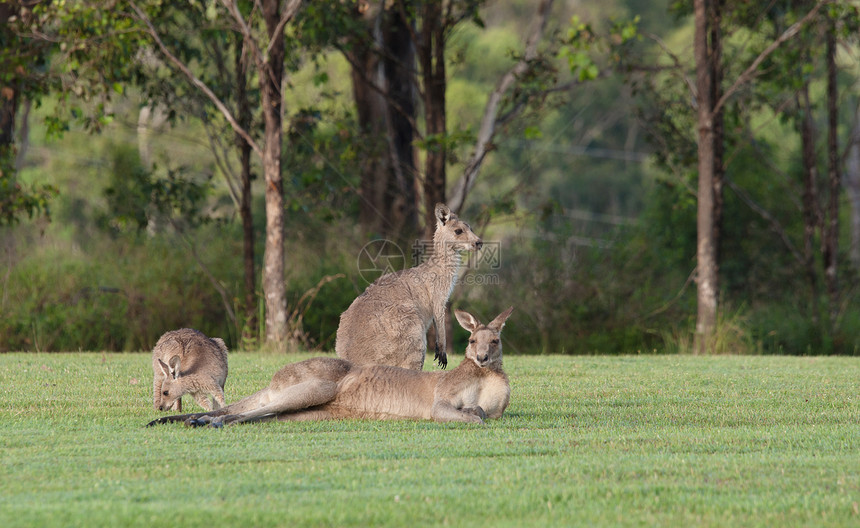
<box><xmin>97</xmin><ymin>145</ymin><xmax>215</xmax><ymax>235</ymax></box>
<box><xmin>5</xmin><ymin>0</ymin><xmax>860</xmax><ymax>357</ymax></box>
<box><xmin>562</xmin><ymin>16</ymin><xmax>601</xmax><ymax>81</ymax></box>
<box><xmin>414</xmin><ymin>129</ymin><xmax>476</xmax><ymax>165</ymax></box>
<box><xmin>457</xmin><ymin>205</ymin><xmax>689</xmax><ymax>355</ymax></box>
<box><xmin>284</xmin><ymin>107</ymin><xmax>361</xmax><ymax>221</ymax></box>
<box><xmin>1</xmin><ymin>354</ymin><xmax>858</xmax><ymax>527</ymax></box>
<box><xmin>0</xmin><ymin>230</ymin><xmax>237</xmax><ymax>352</ymax></box>
<box><xmin>0</xmin><ymin>155</ymin><xmax>58</xmax><ymax>225</ymax></box>
<box><xmin>561</xmin><ymin>14</ymin><xmax>640</xmax><ymax>81</ymax></box>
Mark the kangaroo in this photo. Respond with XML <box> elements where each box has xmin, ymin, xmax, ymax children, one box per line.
<box><xmin>151</xmin><ymin>328</ymin><xmax>229</xmax><ymax>412</ymax></box>
<box><xmin>336</xmin><ymin>203</ymin><xmax>482</xmax><ymax>370</ymax></box>
<box><xmin>146</xmin><ymin>307</ymin><xmax>513</xmax><ymax>428</ymax></box>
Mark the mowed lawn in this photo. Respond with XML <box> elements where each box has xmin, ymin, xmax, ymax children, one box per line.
<box><xmin>0</xmin><ymin>352</ymin><xmax>858</xmax><ymax>527</ymax></box>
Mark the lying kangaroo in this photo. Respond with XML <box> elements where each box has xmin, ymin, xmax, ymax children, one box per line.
<box><xmin>146</xmin><ymin>307</ymin><xmax>512</xmax><ymax>428</ymax></box>
<box><xmin>336</xmin><ymin>203</ymin><xmax>482</xmax><ymax>370</ymax></box>
<box><xmin>151</xmin><ymin>328</ymin><xmax>229</xmax><ymax>412</ymax></box>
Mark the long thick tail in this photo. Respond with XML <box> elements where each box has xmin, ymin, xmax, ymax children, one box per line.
<box><xmin>145</xmin><ymin>386</ymin><xmax>272</xmax><ymax>427</ymax></box>
<box><xmin>145</xmin><ymin>408</ymin><xmax>229</xmax><ymax>427</ymax></box>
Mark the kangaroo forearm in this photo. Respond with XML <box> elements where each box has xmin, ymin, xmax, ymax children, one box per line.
<box><xmin>431</xmin><ymin>401</ymin><xmax>483</xmax><ymax>423</ymax></box>
<box><xmin>434</xmin><ymin>311</ymin><xmax>447</xmax><ymax>352</ymax></box>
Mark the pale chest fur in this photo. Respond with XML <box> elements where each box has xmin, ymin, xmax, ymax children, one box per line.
<box><xmin>476</xmin><ymin>373</ymin><xmax>510</xmax><ymax>418</ymax></box>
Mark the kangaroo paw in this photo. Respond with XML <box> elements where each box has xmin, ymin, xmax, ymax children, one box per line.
<box><xmin>434</xmin><ymin>346</ymin><xmax>448</xmax><ymax>369</ymax></box>
<box><xmin>462</xmin><ymin>406</ymin><xmax>487</xmax><ymax>420</ymax></box>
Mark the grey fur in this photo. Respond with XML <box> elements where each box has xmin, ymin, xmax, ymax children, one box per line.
<box><xmin>336</xmin><ymin>203</ymin><xmax>482</xmax><ymax>370</ymax></box>
<box><xmin>151</xmin><ymin>328</ymin><xmax>228</xmax><ymax>412</ymax></box>
<box><xmin>146</xmin><ymin>307</ymin><xmax>513</xmax><ymax>427</ymax></box>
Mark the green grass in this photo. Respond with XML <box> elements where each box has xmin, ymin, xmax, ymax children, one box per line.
<box><xmin>1</xmin><ymin>353</ymin><xmax>858</xmax><ymax>527</ymax></box>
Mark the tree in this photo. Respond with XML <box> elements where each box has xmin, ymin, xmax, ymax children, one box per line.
<box><xmin>448</xmin><ymin>0</ymin><xmax>554</xmax><ymax>214</ymax></box>
<box><xmin>341</xmin><ymin>0</ymin><xmax>562</xmax><ymax>239</ymax></box>
<box><xmin>688</xmin><ymin>1</ymin><xmax>824</xmax><ymax>352</ymax></box>
<box><xmin>131</xmin><ymin>0</ymin><xmax>301</xmax><ymax>345</ymax></box>
<box><xmin>784</xmin><ymin>4</ymin><xmax>858</xmax><ymax>340</ymax></box>
<box><xmin>343</xmin><ymin>2</ymin><xmax>419</xmax><ymax>240</ymax></box>
<box><xmin>692</xmin><ymin>0</ymin><xmax>718</xmax><ymax>354</ymax></box>
<box><xmin>132</xmin><ymin>5</ymin><xmax>262</xmax><ymax>340</ymax></box>
<box><xmin>1</xmin><ymin>2</ymin><xmax>59</xmax><ymax>224</ymax></box>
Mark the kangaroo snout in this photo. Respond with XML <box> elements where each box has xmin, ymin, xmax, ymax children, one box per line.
<box><xmin>475</xmin><ymin>239</ymin><xmax>483</xmax><ymax>250</ymax></box>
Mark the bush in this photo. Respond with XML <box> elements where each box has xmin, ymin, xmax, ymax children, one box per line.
<box><xmin>0</xmin><ymin>227</ymin><xmax>237</xmax><ymax>352</ymax></box>
<box><xmin>456</xmin><ymin>208</ymin><xmax>694</xmax><ymax>355</ymax></box>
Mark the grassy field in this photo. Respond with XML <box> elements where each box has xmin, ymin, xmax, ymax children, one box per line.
<box><xmin>0</xmin><ymin>352</ymin><xmax>858</xmax><ymax>527</ymax></box>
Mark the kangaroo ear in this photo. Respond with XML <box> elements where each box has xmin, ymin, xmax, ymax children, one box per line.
<box><xmin>168</xmin><ymin>355</ymin><xmax>181</xmax><ymax>379</ymax></box>
<box><xmin>487</xmin><ymin>306</ymin><xmax>514</xmax><ymax>333</ymax></box>
<box><xmin>157</xmin><ymin>359</ymin><xmax>171</xmax><ymax>378</ymax></box>
<box><xmin>435</xmin><ymin>203</ymin><xmax>451</xmax><ymax>225</ymax></box>
<box><xmin>454</xmin><ymin>309</ymin><xmax>480</xmax><ymax>333</ymax></box>
<box><xmin>211</xmin><ymin>337</ymin><xmax>227</xmax><ymax>352</ymax></box>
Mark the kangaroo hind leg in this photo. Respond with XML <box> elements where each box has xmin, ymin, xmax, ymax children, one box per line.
<box><xmin>213</xmin><ymin>380</ymin><xmax>339</xmax><ymax>427</ymax></box>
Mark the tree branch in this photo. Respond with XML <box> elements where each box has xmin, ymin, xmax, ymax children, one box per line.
<box><xmin>267</xmin><ymin>0</ymin><xmax>303</xmax><ymax>58</ymax></box>
<box><xmin>336</xmin><ymin>43</ymin><xmax>423</xmax><ymax>139</ymax></box>
<box><xmin>714</xmin><ymin>1</ymin><xmax>826</xmax><ymax>115</ymax></box>
<box><xmin>448</xmin><ymin>0</ymin><xmax>554</xmax><ymax>213</ymax></box>
<box><xmin>200</xmin><ymin>117</ymin><xmax>242</xmax><ymax>210</ymax></box>
<box><xmin>645</xmin><ymin>32</ymin><xmax>697</xmax><ymax>103</ymax></box>
<box><xmin>128</xmin><ymin>1</ymin><xmax>262</xmax><ymax>158</ymax></box>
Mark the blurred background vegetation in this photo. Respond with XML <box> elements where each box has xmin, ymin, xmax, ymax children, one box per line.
<box><xmin>2</xmin><ymin>0</ymin><xmax>860</xmax><ymax>355</ymax></box>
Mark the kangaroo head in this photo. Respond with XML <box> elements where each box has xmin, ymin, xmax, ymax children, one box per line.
<box><xmin>434</xmin><ymin>203</ymin><xmax>482</xmax><ymax>253</ymax></box>
<box><xmin>455</xmin><ymin>306</ymin><xmax>514</xmax><ymax>368</ymax></box>
<box><xmin>156</xmin><ymin>355</ymin><xmax>184</xmax><ymax>411</ymax></box>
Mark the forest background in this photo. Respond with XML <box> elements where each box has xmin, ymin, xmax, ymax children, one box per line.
<box><xmin>2</xmin><ymin>0</ymin><xmax>860</xmax><ymax>356</ymax></box>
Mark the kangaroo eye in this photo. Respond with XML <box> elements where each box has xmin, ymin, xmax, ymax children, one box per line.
<box><xmin>469</xmin><ymin>339</ymin><xmax>476</xmax><ymax>344</ymax></box>
<box><xmin>455</xmin><ymin>228</ymin><xmax>464</xmax><ymax>235</ymax></box>
<box><xmin>492</xmin><ymin>339</ymin><xmax>499</xmax><ymax>344</ymax></box>
<box><xmin>162</xmin><ymin>390</ymin><xmax>169</xmax><ymax>396</ymax></box>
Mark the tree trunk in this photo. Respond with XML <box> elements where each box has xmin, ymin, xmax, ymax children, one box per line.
<box><xmin>693</xmin><ymin>0</ymin><xmax>717</xmax><ymax>354</ymax></box>
<box><xmin>709</xmin><ymin>0</ymin><xmax>724</xmax><ymax>268</ymax></box>
<box><xmin>799</xmin><ymin>86</ymin><xmax>821</xmax><ymax>327</ymax></box>
<box><xmin>0</xmin><ymin>4</ymin><xmax>17</xmax><ymax>160</ymax></box>
<box><xmin>0</xmin><ymin>87</ymin><xmax>16</xmax><ymax>154</ymax></box>
<box><xmin>349</xmin><ymin>3</ymin><xmax>418</xmax><ymax>242</ymax></box>
<box><xmin>420</xmin><ymin>0</ymin><xmax>446</xmax><ymax>238</ymax></box>
<box><xmin>846</xmin><ymin>114</ymin><xmax>860</xmax><ymax>269</ymax></box>
<box><xmin>260</xmin><ymin>0</ymin><xmax>287</xmax><ymax>344</ymax></box>
<box><xmin>383</xmin><ymin>4</ymin><xmax>419</xmax><ymax>240</ymax></box>
<box><xmin>823</xmin><ymin>23</ymin><xmax>840</xmax><ymax>329</ymax></box>
<box><xmin>350</xmin><ymin>37</ymin><xmax>389</xmax><ymax>235</ymax></box>
<box><xmin>235</xmin><ymin>34</ymin><xmax>257</xmax><ymax>340</ymax></box>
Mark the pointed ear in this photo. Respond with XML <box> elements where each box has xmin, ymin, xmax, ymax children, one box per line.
<box><xmin>487</xmin><ymin>306</ymin><xmax>514</xmax><ymax>333</ymax></box>
<box><xmin>435</xmin><ymin>203</ymin><xmax>451</xmax><ymax>225</ymax></box>
<box><xmin>157</xmin><ymin>359</ymin><xmax>171</xmax><ymax>378</ymax></box>
<box><xmin>454</xmin><ymin>309</ymin><xmax>481</xmax><ymax>333</ymax></box>
<box><xmin>167</xmin><ymin>355</ymin><xmax>181</xmax><ymax>379</ymax></box>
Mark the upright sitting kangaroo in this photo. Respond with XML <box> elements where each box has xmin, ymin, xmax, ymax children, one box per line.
<box><xmin>336</xmin><ymin>203</ymin><xmax>482</xmax><ymax>370</ymax></box>
<box><xmin>146</xmin><ymin>307</ymin><xmax>513</xmax><ymax>428</ymax></box>
<box><xmin>151</xmin><ymin>328</ymin><xmax>229</xmax><ymax>412</ymax></box>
